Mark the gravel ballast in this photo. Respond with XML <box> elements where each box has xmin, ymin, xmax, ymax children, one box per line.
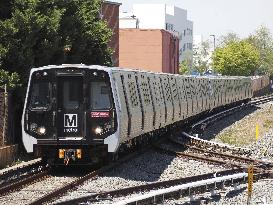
<box><xmin>3</xmin><ymin>103</ymin><xmax>273</xmax><ymax>205</ymax></box>
<box><xmin>54</xmin><ymin>102</ymin><xmax>273</xmax><ymax>204</ymax></box>
<box><xmin>0</xmin><ymin>175</ymin><xmax>77</xmax><ymax>205</ymax></box>
<box><xmin>53</xmin><ymin>150</ymin><xmax>226</xmax><ymax>203</ymax></box>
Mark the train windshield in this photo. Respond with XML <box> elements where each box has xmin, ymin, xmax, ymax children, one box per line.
<box><xmin>30</xmin><ymin>82</ymin><xmax>51</xmax><ymax>109</ymax></box>
<box><xmin>62</xmin><ymin>78</ymin><xmax>81</xmax><ymax>109</ymax></box>
<box><xmin>90</xmin><ymin>82</ymin><xmax>111</xmax><ymax>110</ymax></box>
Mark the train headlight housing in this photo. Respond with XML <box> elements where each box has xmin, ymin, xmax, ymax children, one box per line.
<box><xmin>37</xmin><ymin>126</ymin><xmax>46</xmax><ymax>135</ymax></box>
<box><xmin>94</xmin><ymin>126</ymin><xmax>102</xmax><ymax>135</ymax></box>
<box><xmin>30</xmin><ymin>123</ymin><xmax>37</xmax><ymax>132</ymax></box>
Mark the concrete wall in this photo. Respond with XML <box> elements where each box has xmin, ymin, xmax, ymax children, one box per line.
<box><xmin>0</xmin><ymin>145</ymin><xmax>18</xmax><ymax>168</ymax></box>
<box><xmin>102</xmin><ymin>1</ymin><xmax>121</xmax><ymax>66</ymax></box>
<box><xmin>119</xmin><ymin>29</ymin><xmax>179</xmax><ymax>74</ymax></box>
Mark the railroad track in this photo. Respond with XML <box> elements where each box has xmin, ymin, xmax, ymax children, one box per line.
<box><xmin>0</xmin><ymin>158</ymin><xmax>43</xmax><ymax>184</ymax></box>
<box><xmin>174</xmin><ymin>132</ymin><xmax>252</xmax><ymax>156</ymax></box>
<box><xmin>1</xmin><ymin>94</ymin><xmax>272</xmax><ymax>204</ymax></box>
<box><xmin>48</xmin><ymin>168</ymin><xmax>251</xmax><ymax>205</ymax></box>
<box><xmin>0</xmin><ymin>158</ymin><xmax>49</xmax><ymax>196</ymax></box>
<box><xmin>154</xmin><ymin>139</ymin><xmax>273</xmax><ymax>173</ymax></box>
<box><xmin>0</xmin><ymin>149</ymin><xmax>147</xmax><ymax>205</ymax></box>
<box><xmin>57</xmin><ymin>145</ymin><xmax>273</xmax><ymax>205</ymax></box>
<box><xmin>191</xmin><ymin>93</ymin><xmax>273</xmax><ymax>134</ymax></box>
<box><xmin>159</xmin><ymin>95</ymin><xmax>273</xmax><ymax>174</ymax></box>
<box><xmin>251</xmin><ymin>93</ymin><xmax>273</xmax><ymax>105</ymax></box>
<box><xmin>127</xmin><ymin>94</ymin><xmax>273</xmax><ymax>204</ymax></box>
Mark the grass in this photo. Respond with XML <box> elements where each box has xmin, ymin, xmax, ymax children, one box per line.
<box><xmin>215</xmin><ymin>105</ymin><xmax>273</xmax><ymax>146</ymax></box>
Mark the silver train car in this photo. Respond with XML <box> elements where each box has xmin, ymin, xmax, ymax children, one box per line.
<box><xmin>22</xmin><ymin>64</ymin><xmax>252</xmax><ymax>165</ymax></box>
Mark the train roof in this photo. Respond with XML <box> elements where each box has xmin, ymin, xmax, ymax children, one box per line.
<box><xmin>30</xmin><ymin>64</ymin><xmax>252</xmax><ymax>80</ymax></box>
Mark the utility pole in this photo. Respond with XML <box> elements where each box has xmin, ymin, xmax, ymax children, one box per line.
<box><xmin>210</xmin><ymin>34</ymin><xmax>216</xmax><ymax>73</ymax></box>
<box><xmin>2</xmin><ymin>83</ymin><xmax>7</xmax><ymax>146</ymax></box>
<box><xmin>210</xmin><ymin>34</ymin><xmax>216</xmax><ymax>51</ymax></box>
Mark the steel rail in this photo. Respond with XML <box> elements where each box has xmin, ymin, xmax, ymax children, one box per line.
<box><xmin>154</xmin><ymin>144</ymin><xmax>243</xmax><ymax>169</ymax></box>
<box><xmin>112</xmin><ymin>172</ymin><xmax>249</xmax><ymax>205</ymax></box>
<box><xmin>180</xmin><ymin>132</ymin><xmax>251</xmax><ymax>155</ymax></box>
<box><xmin>0</xmin><ymin>169</ymin><xmax>49</xmax><ymax>196</ymax></box>
<box><xmin>52</xmin><ymin>168</ymin><xmax>248</xmax><ymax>205</ymax></box>
<box><xmin>29</xmin><ymin>149</ymin><xmax>148</xmax><ymax>205</ymax></box>
<box><xmin>0</xmin><ymin>158</ymin><xmax>42</xmax><ymax>176</ymax></box>
<box><xmin>251</xmin><ymin>94</ymin><xmax>273</xmax><ymax>104</ymax></box>
<box><xmin>191</xmin><ymin>94</ymin><xmax>273</xmax><ymax>135</ymax></box>
<box><xmin>118</xmin><ymin>94</ymin><xmax>273</xmax><ymax>205</ymax></box>
<box><xmin>187</xmin><ymin>145</ymin><xmax>272</xmax><ymax>168</ymax></box>
<box><xmin>154</xmin><ymin>143</ymin><xmax>272</xmax><ymax>174</ymax></box>
<box><xmin>169</xmin><ymin>136</ymin><xmax>273</xmax><ymax>170</ymax></box>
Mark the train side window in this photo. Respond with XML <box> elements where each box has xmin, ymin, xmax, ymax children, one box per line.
<box><xmin>90</xmin><ymin>81</ymin><xmax>111</xmax><ymax>110</ymax></box>
<box><xmin>30</xmin><ymin>82</ymin><xmax>51</xmax><ymax>110</ymax></box>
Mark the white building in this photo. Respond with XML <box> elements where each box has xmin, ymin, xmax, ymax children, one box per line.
<box><xmin>119</xmin><ymin>12</ymin><xmax>139</xmax><ymax>29</ymax></box>
<box><xmin>119</xmin><ymin>4</ymin><xmax>193</xmax><ymax>63</ymax></box>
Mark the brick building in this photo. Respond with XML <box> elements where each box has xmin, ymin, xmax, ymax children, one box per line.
<box><xmin>119</xmin><ymin>29</ymin><xmax>179</xmax><ymax>74</ymax></box>
<box><xmin>102</xmin><ymin>1</ymin><xmax>121</xmax><ymax>66</ymax></box>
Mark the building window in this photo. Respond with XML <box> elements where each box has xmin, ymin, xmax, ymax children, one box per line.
<box><xmin>183</xmin><ymin>44</ymin><xmax>186</xmax><ymax>51</ymax></box>
<box><xmin>179</xmin><ymin>48</ymin><xmax>182</xmax><ymax>56</ymax></box>
<box><xmin>165</xmin><ymin>23</ymin><xmax>174</xmax><ymax>31</ymax></box>
<box><xmin>185</xmin><ymin>43</ymin><xmax>193</xmax><ymax>50</ymax></box>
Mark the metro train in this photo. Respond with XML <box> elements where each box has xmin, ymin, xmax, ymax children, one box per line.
<box><xmin>22</xmin><ymin>64</ymin><xmax>253</xmax><ymax>165</ymax></box>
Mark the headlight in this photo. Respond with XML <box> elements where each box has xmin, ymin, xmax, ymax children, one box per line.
<box><xmin>94</xmin><ymin>126</ymin><xmax>102</xmax><ymax>135</ymax></box>
<box><xmin>37</xmin><ymin>126</ymin><xmax>46</xmax><ymax>135</ymax></box>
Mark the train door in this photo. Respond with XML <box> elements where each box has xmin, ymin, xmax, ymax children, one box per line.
<box><xmin>56</xmin><ymin>75</ymin><xmax>84</xmax><ymax>139</ymax></box>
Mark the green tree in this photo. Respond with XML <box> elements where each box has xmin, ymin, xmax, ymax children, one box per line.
<box><xmin>218</xmin><ymin>32</ymin><xmax>240</xmax><ymax>47</ymax></box>
<box><xmin>193</xmin><ymin>40</ymin><xmax>211</xmax><ymax>74</ymax></box>
<box><xmin>0</xmin><ymin>0</ymin><xmax>112</xmax><ymax>85</ymax></box>
<box><xmin>179</xmin><ymin>61</ymin><xmax>190</xmax><ymax>74</ymax></box>
<box><xmin>179</xmin><ymin>51</ymin><xmax>192</xmax><ymax>74</ymax></box>
<box><xmin>0</xmin><ymin>69</ymin><xmax>20</xmax><ymax>89</ymax></box>
<box><xmin>247</xmin><ymin>26</ymin><xmax>273</xmax><ymax>75</ymax></box>
<box><xmin>212</xmin><ymin>40</ymin><xmax>260</xmax><ymax>76</ymax></box>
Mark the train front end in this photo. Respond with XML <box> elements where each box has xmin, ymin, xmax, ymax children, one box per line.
<box><xmin>22</xmin><ymin>65</ymin><xmax>118</xmax><ymax>165</ymax></box>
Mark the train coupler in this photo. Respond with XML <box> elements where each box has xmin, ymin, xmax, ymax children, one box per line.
<box><xmin>58</xmin><ymin>149</ymin><xmax>82</xmax><ymax>165</ymax></box>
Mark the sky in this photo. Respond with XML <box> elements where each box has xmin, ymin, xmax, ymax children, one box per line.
<box><xmin>111</xmin><ymin>0</ymin><xmax>273</xmax><ymax>40</ymax></box>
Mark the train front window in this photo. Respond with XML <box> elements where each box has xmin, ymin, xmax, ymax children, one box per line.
<box><xmin>63</xmin><ymin>78</ymin><xmax>81</xmax><ymax>109</ymax></box>
<box><xmin>90</xmin><ymin>82</ymin><xmax>111</xmax><ymax>110</ymax></box>
<box><xmin>30</xmin><ymin>82</ymin><xmax>51</xmax><ymax>109</ymax></box>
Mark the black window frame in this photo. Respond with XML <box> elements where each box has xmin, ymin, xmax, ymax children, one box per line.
<box><xmin>28</xmin><ymin>80</ymin><xmax>52</xmax><ymax>111</ymax></box>
<box><xmin>89</xmin><ymin>80</ymin><xmax>113</xmax><ymax>111</ymax></box>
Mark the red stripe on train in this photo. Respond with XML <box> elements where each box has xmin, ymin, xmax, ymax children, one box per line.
<box><xmin>91</xmin><ymin>112</ymin><xmax>110</xmax><ymax>118</ymax></box>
